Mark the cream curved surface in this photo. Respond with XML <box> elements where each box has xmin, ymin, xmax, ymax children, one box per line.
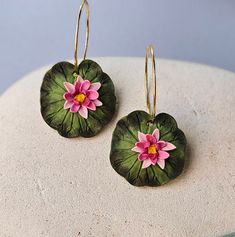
<box><xmin>0</xmin><ymin>58</ymin><xmax>234</xmax><ymax>237</ymax></box>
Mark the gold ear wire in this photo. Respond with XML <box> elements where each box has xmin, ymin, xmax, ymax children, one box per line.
<box><xmin>145</xmin><ymin>45</ymin><xmax>157</xmax><ymax>117</ymax></box>
<box><xmin>74</xmin><ymin>0</ymin><xmax>90</xmax><ymax>69</ymax></box>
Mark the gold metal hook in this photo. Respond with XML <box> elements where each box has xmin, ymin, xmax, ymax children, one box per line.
<box><xmin>74</xmin><ymin>0</ymin><xmax>90</xmax><ymax>69</ymax></box>
<box><xmin>145</xmin><ymin>45</ymin><xmax>157</xmax><ymax>117</ymax></box>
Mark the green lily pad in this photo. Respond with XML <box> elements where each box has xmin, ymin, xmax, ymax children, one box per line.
<box><xmin>40</xmin><ymin>60</ymin><xmax>116</xmax><ymax>138</ymax></box>
<box><xmin>110</xmin><ymin>110</ymin><xmax>187</xmax><ymax>186</ymax></box>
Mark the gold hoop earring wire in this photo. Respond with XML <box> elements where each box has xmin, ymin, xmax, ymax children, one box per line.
<box><xmin>145</xmin><ymin>45</ymin><xmax>157</xmax><ymax>117</ymax></box>
<box><xmin>74</xmin><ymin>0</ymin><xmax>90</xmax><ymax>69</ymax></box>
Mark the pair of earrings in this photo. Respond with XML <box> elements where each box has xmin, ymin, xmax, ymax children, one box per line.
<box><xmin>40</xmin><ymin>0</ymin><xmax>186</xmax><ymax>187</ymax></box>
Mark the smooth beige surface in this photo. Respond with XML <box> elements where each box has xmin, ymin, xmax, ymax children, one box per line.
<box><xmin>0</xmin><ymin>58</ymin><xmax>234</xmax><ymax>237</ymax></box>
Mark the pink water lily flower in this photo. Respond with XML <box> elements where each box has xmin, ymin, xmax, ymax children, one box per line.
<box><xmin>132</xmin><ymin>128</ymin><xmax>176</xmax><ymax>169</ymax></box>
<box><xmin>63</xmin><ymin>75</ymin><xmax>102</xmax><ymax>119</ymax></box>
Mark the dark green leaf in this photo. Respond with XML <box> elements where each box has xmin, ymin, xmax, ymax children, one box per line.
<box><xmin>110</xmin><ymin>110</ymin><xmax>187</xmax><ymax>186</ymax></box>
<box><xmin>40</xmin><ymin>60</ymin><xmax>116</xmax><ymax>138</ymax></box>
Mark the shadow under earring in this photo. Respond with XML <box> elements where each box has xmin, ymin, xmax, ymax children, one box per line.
<box><xmin>40</xmin><ymin>0</ymin><xmax>116</xmax><ymax>138</ymax></box>
<box><xmin>110</xmin><ymin>45</ymin><xmax>186</xmax><ymax>187</ymax></box>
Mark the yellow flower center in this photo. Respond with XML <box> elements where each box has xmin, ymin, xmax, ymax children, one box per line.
<box><xmin>148</xmin><ymin>145</ymin><xmax>157</xmax><ymax>154</ymax></box>
<box><xmin>74</xmin><ymin>93</ymin><xmax>86</xmax><ymax>103</ymax></box>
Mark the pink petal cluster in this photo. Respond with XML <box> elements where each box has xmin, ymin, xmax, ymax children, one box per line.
<box><xmin>63</xmin><ymin>75</ymin><xmax>102</xmax><ymax>119</ymax></box>
<box><xmin>132</xmin><ymin>128</ymin><xmax>176</xmax><ymax>169</ymax></box>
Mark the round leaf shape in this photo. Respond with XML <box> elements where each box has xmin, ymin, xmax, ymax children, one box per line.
<box><xmin>40</xmin><ymin>60</ymin><xmax>116</xmax><ymax>138</ymax></box>
<box><xmin>110</xmin><ymin>110</ymin><xmax>187</xmax><ymax>186</ymax></box>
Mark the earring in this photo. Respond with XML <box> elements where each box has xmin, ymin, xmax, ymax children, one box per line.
<box><xmin>110</xmin><ymin>45</ymin><xmax>186</xmax><ymax>187</ymax></box>
<box><xmin>40</xmin><ymin>0</ymin><xmax>116</xmax><ymax>138</ymax></box>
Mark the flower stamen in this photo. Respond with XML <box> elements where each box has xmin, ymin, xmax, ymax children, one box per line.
<box><xmin>74</xmin><ymin>93</ymin><xmax>86</xmax><ymax>103</ymax></box>
<box><xmin>148</xmin><ymin>145</ymin><xmax>157</xmax><ymax>154</ymax></box>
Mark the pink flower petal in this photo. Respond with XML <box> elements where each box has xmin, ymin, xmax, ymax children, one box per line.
<box><xmin>152</xmin><ymin>128</ymin><xmax>160</xmax><ymax>141</ymax></box>
<box><xmin>138</xmin><ymin>153</ymin><xmax>148</xmax><ymax>161</ymax></box>
<box><xmin>93</xmin><ymin>99</ymin><xmax>103</xmax><ymax>107</ymax></box>
<box><xmin>64</xmin><ymin>82</ymin><xmax>75</xmax><ymax>94</ymax></box>
<box><xmin>87</xmin><ymin>90</ymin><xmax>99</xmax><ymax>100</ymax></box>
<box><xmin>142</xmin><ymin>159</ymin><xmax>152</xmax><ymax>169</ymax></box>
<box><xmin>138</xmin><ymin>131</ymin><xmax>147</xmax><ymax>142</ymax></box>
<box><xmin>131</xmin><ymin>146</ymin><xmax>144</xmax><ymax>153</ymax></box>
<box><xmin>78</xmin><ymin>106</ymin><xmax>88</xmax><ymax>119</ymax></box>
<box><xmin>83</xmin><ymin>98</ymin><xmax>90</xmax><ymax>106</ymax></box>
<box><xmin>90</xmin><ymin>82</ymin><xmax>101</xmax><ymax>91</ymax></box>
<box><xmin>157</xmin><ymin>141</ymin><xmax>166</xmax><ymax>150</ymax></box>
<box><xmin>70</xmin><ymin>104</ymin><xmax>80</xmax><ymax>113</ymax></box>
<box><xmin>64</xmin><ymin>100</ymin><xmax>73</xmax><ymax>109</ymax></box>
<box><xmin>80</xmin><ymin>80</ymin><xmax>91</xmax><ymax>91</ymax></box>
<box><xmin>63</xmin><ymin>92</ymin><xmax>73</xmax><ymax>101</ymax></box>
<box><xmin>76</xmin><ymin>75</ymin><xmax>83</xmax><ymax>83</ymax></box>
<box><xmin>87</xmin><ymin>101</ymin><xmax>96</xmax><ymax>111</ymax></box>
<box><xmin>136</xmin><ymin>141</ymin><xmax>150</xmax><ymax>149</ymax></box>
<box><xmin>146</xmin><ymin>134</ymin><xmax>156</xmax><ymax>144</ymax></box>
<box><xmin>148</xmin><ymin>153</ymin><xmax>157</xmax><ymax>161</ymax></box>
<box><xmin>150</xmin><ymin>156</ymin><xmax>158</xmax><ymax>165</ymax></box>
<box><xmin>162</xmin><ymin>142</ymin><xmax>176</xmax><ymax>151</ymax></box>
<box><xmin>75</xmin><ymin>81</ymin><xmax>81</xmax><ymax>92</ymax></box>
<box><xmin>158</xmin><ymin>150</ymin><xmax>170</xmax><ymax>160</ymax></box>
<box><xmin>157</xmin><ymin>159</ymin><xmax>165</xmax><ymax>169</ymax></box>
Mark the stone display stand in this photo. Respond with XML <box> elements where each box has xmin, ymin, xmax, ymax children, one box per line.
<box><xmin>0</xmin><ymin>58</ymin><xmax>234</xmax><ymax>237</ymax></box>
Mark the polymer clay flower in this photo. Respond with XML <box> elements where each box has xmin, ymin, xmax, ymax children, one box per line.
<box><xmin>63</xmin><ymin>75</ymin><xmax>102</xmax><ymax>119</ymax></box>
<box><xmin>132</xmin><ymin>128</ymin><xmax>176</xmax><ymax>169</ymax></box>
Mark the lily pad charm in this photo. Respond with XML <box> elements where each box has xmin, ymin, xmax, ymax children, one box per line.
<box><xmin>40</xmin><ymin>0</ymin><xmax>116</xmax><ymax>138</ymax></box>
<box><xmin>40</xmin><ymin>60</ymin><xmax>116</xmax><ymax>138</ymax></box>
<box><xmin>110</xmin><ymin>111</ymin><xmax>186</xmax><ymax>186</ymax></box>
<box><xmin>110</xmin><ymin>45</ymin><xmax>187</xmax><ymax>186</ymax></box>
